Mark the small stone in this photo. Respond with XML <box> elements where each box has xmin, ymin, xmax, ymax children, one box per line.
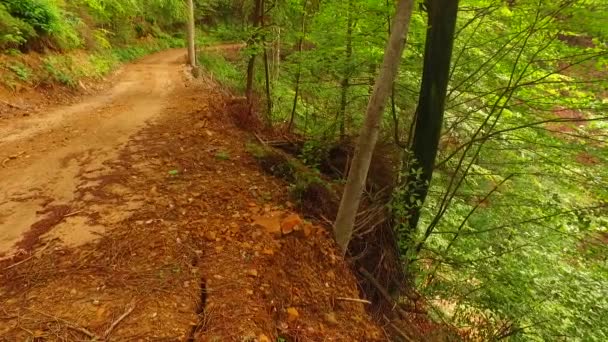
<box><xmin>281</xmin><ymin>214</ymin><xmax>302</xmax><ymax>235</ymax></box>
<box><xmin>325</xmin><ymin>312</ymin><xmax>339</xmax><ymax>325</ymax></box>
<box><xmin>303</xmin><ymin>223</ymin><xmax>313</xmax><ymax>237</ymax></box>
<box><xmin>92</xmin><ymin>299</ymin><xmax>100</xmax><ymax>306</ymax></box>
<box><xmin>253</xmin><ymin>216</ymin><xmax>282</xmax><ymax>237</ymax></box>
<box><xmin>247</xmin><ymin>269</ymin><xmax>259</xmax><ymax>277</ymax></box>
<box><xmin>205</xmin><ymin>231</ymin><xmax>217</xmax><ymax>241</ymax></box>
<box><xmin>287</xmin><ymin>307</ymin><xmax>299</xmax><ymax>321</ymax></box>
<box><xmin>246</xmin><ymin>289</ymin><xmax>254</xmax><ymax>295</ymax></box>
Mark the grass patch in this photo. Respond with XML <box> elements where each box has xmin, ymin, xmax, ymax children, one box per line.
<box><xmin>197</xmin><ymin>52</ymin><xmax>243</xmax><ymax>92</ymax></box>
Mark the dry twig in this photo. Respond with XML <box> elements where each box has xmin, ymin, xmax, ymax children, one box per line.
<box><xmin>336</xmin><ymin>297</ymin><xmax>372</xmax><ymax>305</ymax></box>
<box><xmin>30</xmin><ymin>309</ymin><xmax>100</xmax><ymax>340</ymax></box>
<box><xmin>103</xmin><ymin>304</ymin><xmax>136</xmax><ymax>339</ymax></box>
<box><xmin>3</xmin><ymin>244</ymin><xmax>51</xmax><ymax>270</ymax></box>
<box><xmin>358</xmin><ymin>267</ymin><xmax>409</xmax><ymax>319</ymax></box>
<box><xmin>0</xmin><ymin>99</ymin><xmax>24</xmax><ymax>109</ymax></box>
<box><xmin>63</xmin><ymin>210</ymin><xmax>84</xmax><ymax>218</ymax></box>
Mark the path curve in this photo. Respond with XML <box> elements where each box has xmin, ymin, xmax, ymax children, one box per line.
<box><xmin>0</xmin><ymin>49</ymin><xmax>187</xmax><ymax>256</ymax></box>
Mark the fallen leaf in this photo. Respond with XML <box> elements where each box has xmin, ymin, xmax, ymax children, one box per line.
<box><xmin>287</xmin><ymin>307</ymin><xmax>299</xmax><ymax>321</ymax></box>
<box><xmin>325</xmin><ymin>312</ymin><xmax>339</xmax><ymax>325</ymax></box>
<box><xmin>281</xmin><ymin>213</ymin><xmax>302</xmax><ymax>235</ymax></box>
<box><xmin>205</xmin><ymin>231</ymin><xmax>216</xmax><ymax>241</ymax></box>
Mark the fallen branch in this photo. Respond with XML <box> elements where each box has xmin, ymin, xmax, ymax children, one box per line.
<box><xmin>336</xmin><ymin>297</ymin><xmax>372</xmax><ymax>305</ymax></box>
<box><xmin>387</xmin><ymin>321</ymin><xmax>416</xmax><ymax>342</ymax></box>
<box><xmin>30</xmin><ymin>309</ymin><xmax>100</xmax><ymax>340</ymax></box>
<box><xmin>63</xmin><ymin>210</ymin><xmax>84</xmax><ymax>218</ymax></box>
<box><xmin>3</xmin><ymin>244</ymin><xmax>51</xmax><ymax>270</ymax></box>
<box><xmin>358</xmin><ymin>267</ymin><xmax>408</xmax><ymax>319</ymax></box>
<box><xmin>103</xmin><ymin>304</ymin><xmax>135</xmax><ymax>339</ymax></box>
<box><xmin>254</xmin><ymin>133</ymin><xmax>267</xmax><ymax>145</ymax></box>
<box><xmin>0</xmin><ymin>99</ymin><xmax>25</xmax><ymax>109</ymax></box>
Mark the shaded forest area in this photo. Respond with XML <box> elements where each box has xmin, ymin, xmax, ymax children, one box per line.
<box><xmin>1</xmin><ymin>0</ymin><xmax>607</xmax><ymax>340</ymax></box>
<box><xmin>195</xmin><ymin>0</ymin><xmax>608</xmax><ymax>340</ymax></box>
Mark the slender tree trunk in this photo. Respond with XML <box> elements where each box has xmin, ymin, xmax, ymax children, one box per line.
<box><xmin>333</xmin><ymin>0</ymin><xmax>415</xmax><ymax>252</ymax></box>
<box><xmin>186</xmin><ymin>0</ymin><xmax>196</xmax><ymax>67</ymax></box>
<box><xmin>338</xmin><ymin>0</ymin><xmax>354</xmax><ymax>140</ymax></box>
<box><xmin>404</xmin><ymin>0</ymin><xmax>460</xmax><ymax>239</ymax></box>
<box><xmin>261</xmin><ymin>0</ymin><xmax>272</xmax><ymax>122</ymax></box>
<box><xmin>274</xmin><ymin>27</ymin><xmax>281</xmax><ymax>81</ymax></box>
<box><xmin>263</xmin><ymin>48</ymin><xmax>272</xmax><ymax>120</ymax></box>
<box><xmin>246</xmin><ymin>0</ymin><xmax>263</xmax><ymax>105</ymax></box>
<box><xmin>288</xmin><ymin>0</ymin><xmax>309</xmax><ymax>132</ymax></box>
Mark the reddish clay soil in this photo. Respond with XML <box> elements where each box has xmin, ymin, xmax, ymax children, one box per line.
<box><xmin>0</xmin><ymin>49</ymin><xmax>387</xmax><ymax>341</ymax></box>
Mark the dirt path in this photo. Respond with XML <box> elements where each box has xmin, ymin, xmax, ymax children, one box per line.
<box><xmin>0</xmin><ymin>49</ymin><xmax>385</xmax><ymax>341</ymax></box>
<box><xmin>0</xmin><ymin>49</ymin><xmax>185</xmax><ymax>256</ymax></box>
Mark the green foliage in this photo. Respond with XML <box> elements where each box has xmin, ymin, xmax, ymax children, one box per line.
<box><xmin>0</xmin><ymin>2</ymin><xmax>36</xmax><ymax>49</ymax></box>
<box><xmin>197</xmin><ymin>52</ymin><xmax>244</xmax><ymax>91</ymax></box>
<box><xmin>201</xmin><ymin>0</ymin><xmax>608</xmax><ymax>340</ymax></box>
<box><xmin>42</xmin><ymin>55</ymin><xmax>76</xmax><ymax>86</ymax></box>
<box><xmin>7</xmin><ymin>62</ymin><xmax>31</xmax><ymax>81</ymax></box>
<box><xmin>0</xmin><ymin>0</ymin><xmax>186</xmax><ymax>52</ymax></box>
<box><xmin>215</xmin><ymin>150</ymin><xmax>231</xmax><ymax>160</ymax></box>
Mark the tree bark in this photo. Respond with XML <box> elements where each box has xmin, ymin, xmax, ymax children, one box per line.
<box><xmin>263</xmin><ymin>46</ymin><xmax>273</xmax><ymax>122</ymax></box>
<box><xmin>338</xmin><ymin>0</ymin><xmax>354</xmax><ymax>140</ymax></box>
<box><xmin>333</xmin><ymin>0</ymin><xmax>415</xmax><ymax>252</ymax></box>
<box><xmin>186</xmin><ymin>0</ymin><xmax>196</xmax><ymax>67</ymax></box>
<box><xmin>288</xmin><ymin>0</ymin><xmax>309</xmax><ymax>132</ymax></box>
<box><xmin>246</xmin><ymin>0</ymin><xmax>263</xmax><ymax>104</ymax></box>
<box><xmin>404</xmin><ymin>0</ymin><xmax>460</xmax><ymax>236</ymax></box>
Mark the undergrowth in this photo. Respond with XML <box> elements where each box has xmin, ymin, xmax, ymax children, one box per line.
<box><xmin>1</xmin><ymin>36</ymin><xmax>185</xmax><ymax>90</ymax></box>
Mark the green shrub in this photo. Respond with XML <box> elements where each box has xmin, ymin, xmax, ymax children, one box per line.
<box><xmin>0</xmin><ymin>0</ymin><xmax>82</xmax><ymax>51</ymax></box>
<box><xmin>198</xmin><ymin>52</ymin><xmax>243</xmax><ymax>91</ymax></box>
<box><xmin>7</xmin><ymin>62</ymin><xmax>32</xmax><ymax>81</ymax></box>
<box><xmin>88</xmin><ymin>53</ymin><xmax>118</xmax><ymax>77</ymax></box>
<box><xmin>42</xmin><ymin>55</ymin><xmax>75</xmax><ymax>87</ymax></box>
<box><xmin>2</xmin><ymin>0</ymin><xmax>59</xmax><ymax>34</ymax></box>
<box><xmin>0</xmin><ymin>3</ymin><xmax>35</xmax><ymax>49</ymax></box>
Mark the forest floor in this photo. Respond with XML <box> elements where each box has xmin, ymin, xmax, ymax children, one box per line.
<box><xmin>0</xmin><ymin>48</ymin><xmax>386</xmax><ymax>341</ymax></box>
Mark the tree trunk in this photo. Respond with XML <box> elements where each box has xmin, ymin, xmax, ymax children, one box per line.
<box><xmin>404</xmin><ymin>0</ymin><xmax>460</xmax><ymax>239</ymax></box>
<box><xmin>288</xmin><ymin>0</ymin><xmax>309</xmax><ymax>132</ymax></box>
<box><xmin>274</xmin><ymin>27</ymin><xmax>281</xmax><ymax>81</ymax></box>
<box><xmin>338</xmin><ymin>0</ymin><xmax>354</xmax><ymax>140</ymax></box>
<box><xmin>186</xmin><ymin>0</ymin><xmax>196</xmax><ymax>67</ymax></box>
<box><xmin>263</xmin><ymin>46</ymin><xmax>272</xmax><ymax>122</ymax></box>
<box><xmin>333</xmin><ymin>0</ymin><xmax>415</xmax><ymax>252</ymax></box>
<box><xmin>246</xmin><ymin>0</ymin><xmax>263</xmax><ymax>105</ymax></box>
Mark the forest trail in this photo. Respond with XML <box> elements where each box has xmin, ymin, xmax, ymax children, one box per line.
<box><xmin>0</xmin><ymin>49</ymin><xmax>184</xmax><ymax>255</ymax></box>
<box><xmin>0</xmin><ymin>48</ymin><xmax>384</xmax><ymax>340</ymax></box>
